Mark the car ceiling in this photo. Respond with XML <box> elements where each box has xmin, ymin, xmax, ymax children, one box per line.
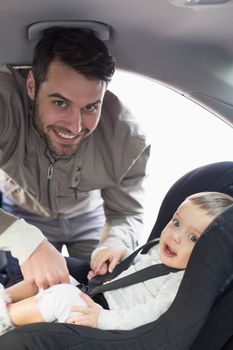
<box><xmin>1</xmin><ymin>0</ymin><xmax>233</xmax><ymax>127</ymax></box>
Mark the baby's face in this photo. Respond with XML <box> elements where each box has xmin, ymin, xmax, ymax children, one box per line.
<box><xmin>159</xmin><ymin>199</ymin><xmax>213</xmax><ymax>269</ymax></box>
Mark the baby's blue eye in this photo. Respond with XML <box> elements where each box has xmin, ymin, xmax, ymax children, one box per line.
<box><xmin>189</xmin><ymin>234</ymin><xmax>198</xmax><ymax>243</ymax></box>
<box><xmin>172</xmin><ymin>219</ymin><xmax>179</xmax><ymax>227</ymax></box>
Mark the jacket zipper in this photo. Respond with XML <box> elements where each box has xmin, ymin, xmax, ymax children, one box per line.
<box><xmin>47</xmin><ymin>163</ymin><xmax>54</xmax><ymax>210</ymax></box>
<box><xmin>47</xmin><ymin>163</ymin><xmax>54</xmax><ymax>180</ymax></box>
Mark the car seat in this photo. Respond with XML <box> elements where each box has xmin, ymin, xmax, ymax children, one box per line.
<box><xmin>0</xmin><ymin>161</ymin><xmax>232</xmax><ymax>350</ymax></box>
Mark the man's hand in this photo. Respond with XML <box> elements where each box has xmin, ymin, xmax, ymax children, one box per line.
<box><xmin>20</xmin><ymin>240</ymin><xmax>70</xmax><ymax>290</ymax></box>
<box><xmin>66</xmin><ymin>292</ymin><xmax>101</xmax><ymax>328</ymax></box>
<box><xmin>90</xmin><ymin>246</ymin><xmax>126</xmax><ymax>275</ymax></box>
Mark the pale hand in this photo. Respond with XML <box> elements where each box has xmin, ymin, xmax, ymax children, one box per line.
<box><xmin>90</xmin><ymin>246</ymin><xmax>126</xmax><ymax>275</ymax></box>
<box><xmin>66</xmin><ymin>292</ymin><xmax>101</xmax><ymax>328</ymax></box>
<box><xmin>21</xmin><ymin>240</ymin><xmax>70</xmax><ymax>290</ymax></box>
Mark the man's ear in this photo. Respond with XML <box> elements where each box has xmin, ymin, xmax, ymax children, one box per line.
<box><xmin>26</xmin><ymin>70</ymin><xmax>36</xmax><ymax>100</ymax></box>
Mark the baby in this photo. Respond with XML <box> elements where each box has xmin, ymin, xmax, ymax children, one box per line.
<box><xmin>1</xmin><ymin>191</ymin><xmax>232</xmax><ymax>334</ymax></box>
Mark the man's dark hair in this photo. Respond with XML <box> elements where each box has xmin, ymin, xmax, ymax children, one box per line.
<box><xmin>31</xmin><ymin>26</ymin><xmax>115</xmax><ymax>91</ymax></box>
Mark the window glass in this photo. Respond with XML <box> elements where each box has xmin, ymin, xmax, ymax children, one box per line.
<box><xmin>108</xmin><ymin>70</ymin><xmax>233</xmax><ymax>243</ymax></box>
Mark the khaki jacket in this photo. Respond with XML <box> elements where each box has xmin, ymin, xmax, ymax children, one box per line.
<box><xmin>0</xmin><ymin>64</ymin><xmax>150</xmax><ymax>253</ymax></box>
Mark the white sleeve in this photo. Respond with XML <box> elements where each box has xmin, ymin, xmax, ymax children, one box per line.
<box><xmin>0</xmin><ymin>218</ymin><xmax>46</xmax><ymax>265</ymax></box>
<box><xmin>98</xmin><ymin>294</ymin><xmax>174</xmax><ymax>330</ymax></box>
<box><xmin>98</xmin><ymin>272</ymin><xmax>183</xmax><ymax>330</ymax></box>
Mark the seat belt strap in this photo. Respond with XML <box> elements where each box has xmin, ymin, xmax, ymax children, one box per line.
<box><xmin>78</xmin><ymin>238</ymin><xmax>181</xmax><ymax>297</ymax></box>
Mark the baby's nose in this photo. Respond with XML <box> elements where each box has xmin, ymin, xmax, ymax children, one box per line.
<box><xmin>174</xmin><ymin>233</ymin><xmax>181</xmax><ymax>244</ymax></box>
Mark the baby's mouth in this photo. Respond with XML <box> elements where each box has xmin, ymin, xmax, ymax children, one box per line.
<box><xmin>163</xmin><ymin>244</ymin><xmax>177</xmax><ymax>257</ymax></box>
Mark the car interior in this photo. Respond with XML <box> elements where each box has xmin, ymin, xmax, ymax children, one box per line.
<box><xmin>0</xmin><ymin>0</ymin><xmax>232</xmax><ymax>349</ymax></box>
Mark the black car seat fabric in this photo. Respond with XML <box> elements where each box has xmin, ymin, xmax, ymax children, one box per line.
<box><xmin>190</xmin><ymin>278</ymin><xmax>233</xmax><ymax>350</ymax></box>
<box><xmin>0</xmin><ymin>161</ymin><xmax>232</xmax><ymax>350</ymax></box>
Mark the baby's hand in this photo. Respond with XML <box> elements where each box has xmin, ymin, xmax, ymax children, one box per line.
<box><xmin>90</xmin><ymin>246</ymin><xmax>126</xmax><ymax>275</ymax></box>
<box><xmin>87</xmin><ymin>261</ymin><xmax>110</xmax><ymax>280</ymax></box>
<box><xmin>66</xmin><ymin>293</ymin><xmax>101</xmax><ymax>328</ymax></box>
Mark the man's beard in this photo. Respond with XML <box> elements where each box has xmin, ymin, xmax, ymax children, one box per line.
<box><xmin>33</xmin><ymin>101</ymin><xmax>84</xmax><ymax>157</ymax></box>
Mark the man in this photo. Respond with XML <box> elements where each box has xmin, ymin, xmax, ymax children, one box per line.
<box><xmin>0</xmin><ymin>27</ymin><xmax>150</xmax><ymax>288</ymax></box>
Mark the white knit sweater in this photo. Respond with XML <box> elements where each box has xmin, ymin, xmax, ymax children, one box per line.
<box><xmin>98</xmin><ymin>244</ymin><xmax>184</xmax><ymax>330</ymax></box>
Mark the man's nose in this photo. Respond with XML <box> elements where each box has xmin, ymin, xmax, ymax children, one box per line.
<box><xmin>66</xmin><ymin>110</ymin><xmax>82</xmax><ymax>133</ymax></box>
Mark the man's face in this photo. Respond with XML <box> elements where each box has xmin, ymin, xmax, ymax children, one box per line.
<box><xmin>27</xmin><ymin>59</ymin><xmax>107</xmax><ymax>156</ymax></box>
<box><xmin>159</xmin><ymin>199</ymin><xmax>213</xmax><ymax>269</ymax></box>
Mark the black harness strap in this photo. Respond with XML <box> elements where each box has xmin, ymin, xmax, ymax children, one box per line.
<box><xmin>87</xmin><ymin>263</ymin><xmax>180</xmax><ymax>297</ymax></box>
<box><xmin>79</xmin><ymin>238</ymin><xmax>181</xmax><ymax>297</ymax></box>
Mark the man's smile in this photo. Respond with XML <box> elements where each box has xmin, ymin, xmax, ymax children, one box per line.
<box><xmin>49</xmin><ymin>126</ymin><xmax>89</xmax><ymax>144</ymax></box>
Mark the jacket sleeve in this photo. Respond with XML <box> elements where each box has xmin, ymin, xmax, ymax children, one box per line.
<box><xmin>0</xmin><ymin>210</ymin><xmax>45</xmax><ymax>265</ymax></box>
<box><xmin>97</xmin><ymin>272</ymin><xmax>183</xmax><ymax>330</ymax></box>
<box><xmin>99</xmin><ymin>145</ymin><xmax>151</xmax><ymax>250</ymax></box>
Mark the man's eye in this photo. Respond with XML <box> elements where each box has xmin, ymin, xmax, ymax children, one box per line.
<box><xmin>83</xmin><ymin>104</ymin><xmax>97</xmax><ymax>112</ymax></box>
<box><xmin>189</xmin><ymin>234</ymin><xmax>198</xmax><ymax>243</ymax></box>
<box><xmin>54</xmin><ymin>100</ymin><xmax>67</xmax><ymax>108</ymax></box>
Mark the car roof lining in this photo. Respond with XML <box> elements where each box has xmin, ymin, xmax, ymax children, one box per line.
<box><xmin>0</xmin><ymin>0</ymin><xmax>233</xmax><ymax>126</ymax></box>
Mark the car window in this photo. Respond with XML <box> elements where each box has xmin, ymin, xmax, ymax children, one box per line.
<box><xmin>108</xmin><ymin>69</ymin><xmax>233</xmax><ymax>243</ymax></box>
